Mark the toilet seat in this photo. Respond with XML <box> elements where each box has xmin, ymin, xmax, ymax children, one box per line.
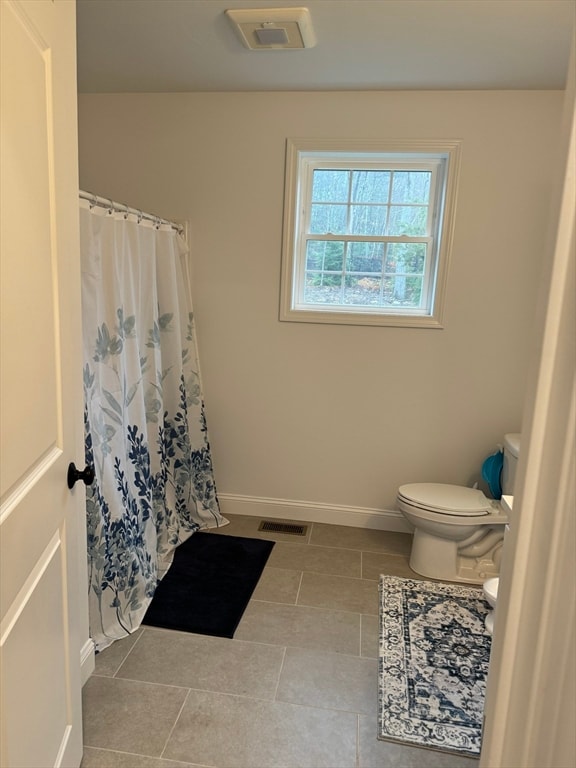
<box><xmin>398</xmin><ymin>483</ymin><xmax>492</xmax><ymax>517</ymax></box>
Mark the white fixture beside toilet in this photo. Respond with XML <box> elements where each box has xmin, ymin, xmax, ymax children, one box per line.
<box><xmin>397</xmin><ymin>433</ymin><xmax>520</xmax><ymax>584</ymax></box>
<box><xmin>482</xmin><ymin>500</ymin><xmax>513</xmax><ymax>634</ymax></box>
<box><xmin>483</xmin><ymin>576</ymin><xmax>499</xmax><ymax>634</ymax></box>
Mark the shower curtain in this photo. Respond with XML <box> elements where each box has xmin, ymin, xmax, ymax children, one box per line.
<box><xmin>80</xmin><ymin>200</ymin><xmax>226</xmax><ymax>652</ymax></box>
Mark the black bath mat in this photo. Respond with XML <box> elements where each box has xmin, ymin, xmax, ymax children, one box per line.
<box><xmin>142</xmin><ymin>532</ymin><xmax>274</xmax><ymax>638</ymax></box>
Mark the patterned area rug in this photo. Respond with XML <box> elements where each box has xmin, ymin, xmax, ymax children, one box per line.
<box><xmin>378</xmin><ymin>575</ymin><xmax>492</xmax><ymax>757</ymax></box>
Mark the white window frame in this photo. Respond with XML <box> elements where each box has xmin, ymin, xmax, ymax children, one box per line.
<box><xmin>280</xmin><ymin>139</ymin><xmax>461</xmax><ymax>328</ymax></box>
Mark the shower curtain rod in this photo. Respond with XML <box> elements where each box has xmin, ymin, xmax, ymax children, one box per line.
<box><xmin>79</xmin><ymin>190</ymin><xmax>185</xmax><ymax>235</ymax></box>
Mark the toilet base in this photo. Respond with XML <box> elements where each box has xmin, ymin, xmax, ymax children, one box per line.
<box><xmin>409</xmin><ymin>528</ymin><xmax>501</xmax><ymax>584</ymax></box>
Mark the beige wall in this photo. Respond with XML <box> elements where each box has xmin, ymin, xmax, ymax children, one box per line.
<box><xmin>78</xmin><ymin>90</ymin><xmax>563</xmax><ymax>524</ymax></box>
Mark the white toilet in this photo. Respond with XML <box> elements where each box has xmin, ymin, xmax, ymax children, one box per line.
<box><xmin>397</xmin><ymin>433</ymin><xmax>520</xmax><ymax>584</ymax></box>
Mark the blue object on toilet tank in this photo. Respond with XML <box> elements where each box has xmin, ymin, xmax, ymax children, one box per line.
<box><xmin>482</xmin><ymin>449</ymin><xmax>503</xmax><ymax>499</ymax></box>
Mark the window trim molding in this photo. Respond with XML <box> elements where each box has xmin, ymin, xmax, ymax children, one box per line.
<box><xmin>279</xmin><ymin>138</ymin><xmax>462</xmax><ymax>328</ymax></box>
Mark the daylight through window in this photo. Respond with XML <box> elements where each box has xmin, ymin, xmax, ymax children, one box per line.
<box><xmin>280</xmin><ymin>140</ymin><xmax>461</xmax><ymax>328</ymax></box>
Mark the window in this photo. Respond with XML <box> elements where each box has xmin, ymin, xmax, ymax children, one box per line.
<box><xmin>280</xmin><ymin>139</ymin><xmax>461</xmax><ymax>328</ymax></box>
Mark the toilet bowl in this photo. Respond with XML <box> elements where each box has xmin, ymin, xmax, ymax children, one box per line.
<box><xmin>397</xmin><ymin>434</ymin><xmax>520</xmax><ymax>584</ymax></box>
<box><xmin>398</xmin><ymin>484</ymin><xmax>508</xmax><ymax>583</ymax></box>
<box><xmin>483</xmin><ymin>576</ymin><xmax>499</xmax><ymax>634</ymax></box>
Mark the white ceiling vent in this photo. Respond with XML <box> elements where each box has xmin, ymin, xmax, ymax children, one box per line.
<box><xmin>225</xmin><ymin>7</ymin><xmax>316</xmax><ymax>50</ymax></box>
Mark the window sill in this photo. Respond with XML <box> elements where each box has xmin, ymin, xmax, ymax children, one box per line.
<box><xmin>279</xmin><ymin>306</ymin><xmax>445</xmax><ymax>328</ymax></box>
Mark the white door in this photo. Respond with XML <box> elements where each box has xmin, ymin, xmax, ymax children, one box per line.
<box><xmin>0</xmin><ymin>1</ymin><xmax>86</xmax><ymax>766</ymax></box>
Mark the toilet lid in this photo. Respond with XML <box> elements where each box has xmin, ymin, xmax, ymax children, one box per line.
<box><xmin>398</xmin><ymin>483</ymin><xmax>491</xmax><ymax>516</ymax></box>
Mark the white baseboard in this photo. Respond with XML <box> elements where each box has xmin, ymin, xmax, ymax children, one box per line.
<box><xmin>217</xmin><ymin>493</ymin><xmax>412</xmax><ymax>533</ymax></box>
<box><xmin>80</xmin><ymin>637</ymin><xmax>95</xmax><ymax>686</ymax></box>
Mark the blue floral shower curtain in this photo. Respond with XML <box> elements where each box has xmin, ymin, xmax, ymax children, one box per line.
<box><xmin>80</xmin><ymin>200</ymin><xmax>226</xmax><ymax>652</ymax></box>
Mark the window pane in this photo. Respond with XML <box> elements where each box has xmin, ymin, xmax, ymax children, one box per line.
<box><xmin>350</xmin><ymin>170</ymin><xmax>390</xmax><ymax>203</ymax></box>
<box><xmin>383</xmin><ymin>276</ymin><xmax>423</xmax><ymax>306</ymax></box>
<box><xmin>306</xmin><ymin>240</ymin><xmax>344</xmax><ymax>271</ymax></box>
<box><xmin>390</xmin><ymin>171</ymin><xmax>431</xmax><ymax>204</ymax></box>
<box><xmin>343</xmin><ymin>275</ymin><xmax>382</xmax><ymax>306</ymax></box>
<box><xmin>385</xmin><ymin>243</ymin><xmax>426</xmax><ymax>275</ymax></box>
<box><xmin>309</xmin><ymin>204</ymin><xmax>347</xmax><ymax>234</ymax></box>
<box><xmin>388</xmin><ymin>205</ymin><xmax>427</xmax><ymax>236</ymax></box>
<box><xmin>346</xmin><ymin>242</ymin><xmax>384</xmax><ymax>273</ymax></box>
<box><xmin>312</xmin><ymin>170</ymin><xmax>349</xmax><ymax>202</ymax></box>
<box><xmin>304</xmin><ymin>273</ymin><xmax>343</xmax><ymax>304</ymax></box>
<box><xmin>350</xmin><ymin>205</ymin><xmax>387</xmax><ymax>236</ymax></box>
<box><xmin>305</xmin><ymin>241</ymin><xmax>324</xmax><ymax>270</ymax></box>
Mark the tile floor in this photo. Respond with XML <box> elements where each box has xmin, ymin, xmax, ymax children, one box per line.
<box><xmin>81</xmin><ymin>515</ymin><xmax>480</xmax><ymax>768</ymax></box>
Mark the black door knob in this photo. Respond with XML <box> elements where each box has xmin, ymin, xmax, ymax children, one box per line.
<box><xmin>67</xmin><ymin>462</ymin><xmax>95</xmax><ymax>489</ymax></box>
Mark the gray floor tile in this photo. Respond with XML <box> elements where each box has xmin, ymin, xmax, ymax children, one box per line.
<box><xmin>81</xmin><ymin>746</ymin><xmax>204</xmax><ymax>768</ymax></box>
<box><xmin>164</xmin><ymin>689</ymin><xmax>357</xmax><ymax>768</ymax></box>
<box><xmin>115</xmin><ymin>627</ymin><xmax>284</xmax><ymax>699</ymax></box>
<box><xmin>83</xmin><ymin>519</ymin><xmax>483</xmax><ymax>768</ymax></box>
<box><xmin>362</xmin><ymin>550</ymin><xmax>418</xmax><ymax>580</ymax></box>
<box><xmin>358</xmin><ymin>715</ymin><xmax>480</xmax><ymax>767</ymax></box>
<box><xmin>82</xmin><ymin>676</ymin><xmax>188</xmax><ymax>757</ymax></box>
<box><xmin>251</xmin><ymin>566</ymin><xmax>302</xmax><ymax>603</ymax></box>
<box><xmin>235</xmin><ymin>600</ymin><xmax>361</xmax><ymax>655</ymax></box>
<box><xmin>276</xmin><ymin>646</ymin><xmax>377</xmax><ymax>715</ymax></box>
<box><xmin>267</xmin><ymin>541</ymin><xmax>362</xmax><ymax>577</ymax></box>
<box><xmin>93</xmin><ymin>629</ymin><xmax>144</xmax><ymax>678</ymax></box>
<box><xmin>297</xmin><ymin>571</ymin><xmax>379</xmax><ymax>615</ymax></box>
<box><xmin>360</xmin><ymin>614</ymin><xmax>379</xmax><ymax>658</ymax></box>
<box><xmin>310</xmin><ymin>522</ymin><xmax>412</xmax><ymax>555</ymax></box>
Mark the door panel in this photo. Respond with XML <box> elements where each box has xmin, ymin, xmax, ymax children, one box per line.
<box><xmin>2</xmin><ymin>535</ymin><xmax>70</xmax><ymax>767</ymax></box>
<box><xmin>0</xmin><ymin>1</ymin><xmax>86</xmax><ymax>766</ymax></box>
<box><xmin>0</xmin><ymin>0</ymin><xmax>58</xmax><ymax>494</ymax></box>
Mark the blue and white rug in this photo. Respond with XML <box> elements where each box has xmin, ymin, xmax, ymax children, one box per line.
<box><xmin>378</xmin><ymin>575</ymin><xmax>492</xmax><ymax>757</ymax></box>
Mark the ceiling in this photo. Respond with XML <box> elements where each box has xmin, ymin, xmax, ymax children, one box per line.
<box><xmin>76</xmin><ymin>0</ymin><xmax>575</xmax><ymax>93</ymax></box>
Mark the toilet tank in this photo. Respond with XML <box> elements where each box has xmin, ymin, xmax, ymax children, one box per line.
<box><xmin>502</xmin><ymin>433</ymin><xmax>521</xmax><ymax>495</ymax></box>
